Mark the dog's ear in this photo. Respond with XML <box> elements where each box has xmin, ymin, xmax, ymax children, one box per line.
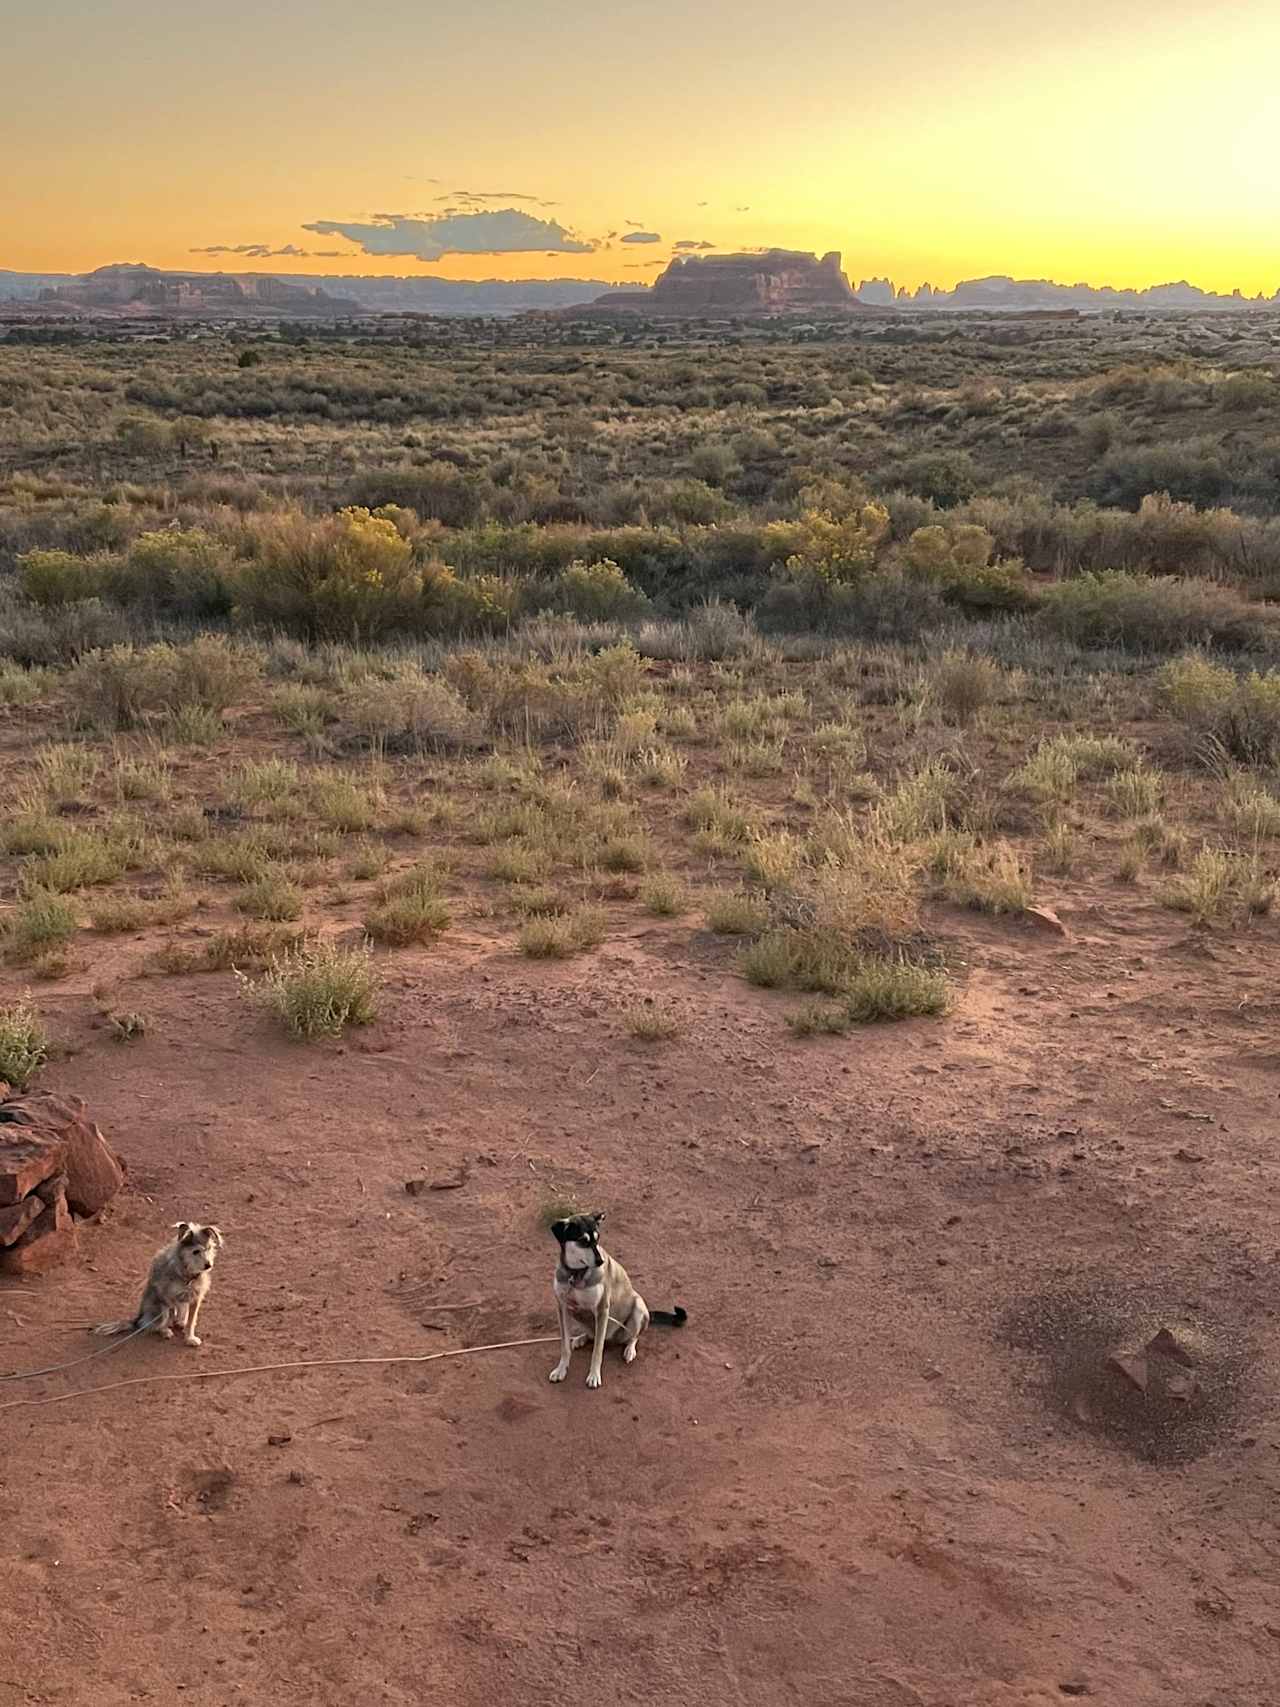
<box><xmin>173</xmin><ymin>1221</ymin><xmax>192</xmax><ymax>1239</ymax></box>
<box><xmin>590</xmin><ymin>1211</ymin><xmax>606</xmax><ymax>1229</ymax></box>
<box><xmin>550</xmin><ymin>1220</ymin><xmax>568</xmax><ymax>1240</ymax></box>
<box><xmin>205</xmin><ymin>1225</ymin><xmax>225</xmax><ymax>1248</ymax></box>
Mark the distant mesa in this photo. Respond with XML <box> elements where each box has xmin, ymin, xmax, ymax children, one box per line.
<box><xmin>857</xmin><ymin>273</ymin><xmax>1280</xmax><ymax>312</ymax></box>
<box><xmin>36</xmin><ymin>263</ymin><xmax>360</xmax><ymax>317</ymax></box>
<box><xmin>568</xmin><ymin>249</ymin><xmax>865</xmax><ymax>318</ymax></box>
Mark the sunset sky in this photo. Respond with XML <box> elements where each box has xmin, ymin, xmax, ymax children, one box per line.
<box><xmin>5</xmin><ymin>0</ymin><xmax>1279</xmax><ymax>291</ymax></box>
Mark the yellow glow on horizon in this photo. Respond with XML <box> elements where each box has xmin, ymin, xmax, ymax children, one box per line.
<box><xmin>3</xmin><ymin>0</ymin><xmax>1278</xmax><ymax>296</ymax></box>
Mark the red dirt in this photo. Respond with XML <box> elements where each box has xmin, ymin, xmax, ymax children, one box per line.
<box><xmin>3</xmin><ymin>898</ymin><xmax>1280</xmax><ymax>1706</ymax></box>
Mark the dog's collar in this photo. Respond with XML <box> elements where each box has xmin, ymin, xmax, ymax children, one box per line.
<box><xmin>560</xmin><ymin>1262</ymin><xmax>599</xmax><ymax>1288</ymax></box>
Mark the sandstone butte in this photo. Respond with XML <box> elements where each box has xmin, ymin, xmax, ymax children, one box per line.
<box><xmin>563</xmin><ymin>249</ymin><xmax>866</xmax><ymax>318</ymax></box>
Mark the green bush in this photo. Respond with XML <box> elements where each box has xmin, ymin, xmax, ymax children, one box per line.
<box><xmin>233</xmin><ymin>507</ymin><xmax>423</xmax><ymax>639</ymax></box>
<box><xmin>0</xmin><ymin>1000</ymin><xmax>50</xmax><ymax>1086</ymax></box>
<box><xmin>1038</xmin><ymin>572</ymin><xmax>1272</xmax><ymax>653</ymax></box>
<box><xmin>547</xmin><ymin>559</ymin><xmax>649</xmax><ymax>622</ymax></box>
<box><xmin>1156</xmin><ymin>653</ymin><xmax>1280</xmax><ymax>765</ymax></box>
<box><xmin>18</xmin><ymin>549</ymin><xmax>112</xmax><ymax>607</ymax></box>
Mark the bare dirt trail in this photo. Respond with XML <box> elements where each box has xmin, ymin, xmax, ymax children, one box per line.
<box><xmin>3</xmin><ymin>895</ymin><xmax>1280</xmax><ymax>1706</ymax></box>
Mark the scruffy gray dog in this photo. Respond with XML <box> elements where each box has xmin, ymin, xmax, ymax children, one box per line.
<box><xmin>91</xmin><ymin>1221</ymin><xmax>224</xmax><ymax>1347</ymax></box>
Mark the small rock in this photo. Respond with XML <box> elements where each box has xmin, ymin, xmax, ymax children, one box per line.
<box><xmin>1173</xmin><ymin>1147</ymin><xmax>1205</xmax><ymax>1163</ymax></box>
<box><xmin>1107</xmin><ymin>1352</ymin><xmax>1149</xmax><ymax>1393</ymax></box>
<box><xmin>404</xmin><ymin>1179</ymin><xmax>428</xmax><ymax>1197</ymax></box>
<box><xmin>428</xmin><ymin>1163</ymin><xmax>471</xmax><ymax>1192</ymax></box>
<box><xmin>1145</xmin><ymin>1328</ymin><xmax>1195</xmax><ymax>1367</ymax></box>
<box><xmin>267</xmin><ymin>1433</ymin><xmax>292</xmax><ymax>1447</ymax></box>
<box><xmin>1058</xmin><ymin>1681</ymin><xmax>1091</xmax><ymax>1698</ymax></box>
<box><xmin>1023</xmin><ymin>904</ymin><xmax>1068</xmax><ymax>938</ymax></box>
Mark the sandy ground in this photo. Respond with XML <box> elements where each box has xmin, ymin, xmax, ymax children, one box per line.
<box><xmin>3</xmin><ymin>895</ymin><xmax>1280</xmax><ymax>1707</ymax></box>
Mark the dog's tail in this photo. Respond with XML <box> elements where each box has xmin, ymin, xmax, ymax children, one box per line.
<box><xmin>650</xmin><ymin>1305</ymin><xmax>688</xmax><ymax>1327</ymax></box>
<box><xmin>88</xmin><ymin>1316</ymin><xmax>139</xmax><ymax>1337</ymax></box>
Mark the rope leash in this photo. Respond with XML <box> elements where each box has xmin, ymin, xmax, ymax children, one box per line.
<box><xmin>0</xmin><ymin>1335</ymin><xmax>560</xmax><ymax>1415</ymax></box>
<box><xmin>0</xmin><ymin>1316</ymin><xmax>159</xmax><ymax>1382</ymax></box>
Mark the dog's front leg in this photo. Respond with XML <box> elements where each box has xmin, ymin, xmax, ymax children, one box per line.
<box><xmin>585</xmin><ymin>1300</ymin><xmax>610</xmax><ymax>1389</ymax></box>
<box><xmin>183</xmin><ymin>1290</ymin><xmax>205</xmax><ymax>1348</ymax></box>
<box><xmin>549</xmin><ymin>1298</ymin><xmax>573</xmax><ymax>1383</ymax></box>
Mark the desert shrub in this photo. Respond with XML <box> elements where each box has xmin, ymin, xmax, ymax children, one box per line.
<box><xmin>1010</xmin><ymin>733</ymin><xmax>1137</xmax><ymax>800</ymax></box>
<box><xmin>771</xmin><ymin>502</ymin><xmax>891</xmax><ymax>584</ymax></box>
<box><xmin>344</xmin><ymin>672</ymin><xmax>483</xmax><ymax>753</ymax></box>
<box><xmin>621</xmin><ymin>1000</ymin><xmax>684</xmax><ymax>1041</ymax></box>
<box><xmin>89</xmin><ymin>888</ymin><xmax>193</xmax><ymax>933</ymax></box>
<box><xmin>517</xmin><ymin>904</ymin><xmax>607</xmax><ymax>958</ymax></box>
<box><xmin>113</xmin><ymin>527</ymin><xmax>235</xmax><ymax>617</ymax></box>
<box><xmin>1038</xmin><ymin>572</ymin><xmax>1271</xmax><ymax>653</ymax></box>
<box><xmin>419</xmin><ymin>560</ymin><xmax>522</xmax><ymax>636</ymax></box>
<box><xmin>1087</xmin><ymin>441</ymin><xmax>1229</xmax><ymax>509</ymax></box>
<box><xmin>758</xmin><ymin>564</ymin><xmax>940</xmax><ymax>640</ymax></box>
<box><xmin>1104</xmin><ymin>766</ymin><xmax>1165</xmax><ymax>818</ymax></box>
<box><xmin>34</xmin><ymin>741</ymin><xmax>100</xmax><ymax>801</ymax></box>
<box><xmin>23</xmin><ymin>830</ymin><xmax>132</xmax><ymax>893</ymax></box>
<box><xmin>0</xmin><ymin>661</ymin><xmax>50</xmax><ymax>705</ymax></box>
<box><xmin>1161</xmin><ymin>847</ymin><xmax>1272</xmax><ymax>925</ymax></box>
<box><xmin>1155</xmin><ymin>654</ymin><xmax>1280</xmax><ymax>765</ymax></box>
<box><xmin>233</xmin><ymin>507</ymin><xmax>423</xmax><ymax>639</ymax></box>
<box><xmin>0</xmin><ymin>596</ymin><xmax>130</xmax><ymax>666</ymax></box>
<box><xmin>933</xmin><ymin>839</ymin><xmax>1033</xmax><ymax>913</ymax></box>
<box><xmin>18</xmin><ymin>548</ymin><xmax>113</xmax><ymax>606</ymax></box>
<box><xmin>2</xmin><ymin>809</ymin><xmax>68</xmax><ymax>856</ymax></box>
<box><xmin>930</xmin><ymin>650</ymin><xmax>1002</xmax><ymax>722</ymax></box>
<box><xmin>0</xmin><ymin>1000</ymin><xmax>49</xmax><ymax>1086</ymax></box>
<box><xmin>243</xmin><ymin>939</ymin><xmax>380</xmax><ymax>1039</ymax></box>
<box><xmin>347</xmin><ymin>463</ymin><xmax>492</xmax><ymax>527</ymax></box>
<box><xmin>237</xmin><ymin>874</ymin><xmax>304</xmax><ymax>922</ymax></box>
<box><xmin>741</xmin><ymin>928</ymin><xmax>948</xmax><ymax>1020</ymax></box>
<box><xmin>894</xmin><ymin>450</ymin><xmax>979</xmax><ymax>508</ymax></box>
<box><xmin>2</xmin><ymin>892</ymin><xmax>79</xmax><ymax>963</ymax></box>
<box><xmin>1222</xmin><ymin>773</ymin><xmax>1280</xmax><ymax>838</ymax></box>
<box><xmin>896</xmin><ymin>524</ymin><xmax>1036</xmax><ymax>614</ymax></box>
<box><xmin>1218</xmin><ymin>372</ymin><xmax>1275</xmax><ymax>414</ymax></box>
<box><xmin>445</xmin><ymin>643</ymin><xmax>645</xmax><ymax>742</ymax></box>
<box><xmin>308</xmin><ymin>771</ymin><xmax>380</xmax><ymax>831</ymax></box>
<box><xmin>66</xmin><ymin>635</ymin><xmax>256</xmax><ymax>729</ymax></box>
<box><xmin>639</xmin><ymin>875</ymin><xmax>686</xmax><ymax>916</ymax></box>
<box><xmin>546</xmin><ymin>559</ymin><xmax>649</xmax><ymax>622</ymax></box>
<box><xmin>272</xmin><ymin>682</ymin><xmax>339</xmax><ymax>735</ymax></box>
<box><xmin>365</xmin><ymin>863</ymin><xmax>451</xmax><ymax>944</ymax></box>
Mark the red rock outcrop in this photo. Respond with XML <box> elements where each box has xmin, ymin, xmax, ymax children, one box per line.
<box><xmin>570</xmin><ymin>250</ymin><xmax>863</xmax><ymax>318</ymax></box>
<box><xmin>0</xmin><ymin>1089</ymin><xmax>125</xmax><ymax>1274</ymax></box>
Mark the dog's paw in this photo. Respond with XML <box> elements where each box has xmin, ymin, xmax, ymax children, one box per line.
<box><xmin>182</xmin><ymin>1335</ymin><xmax>202</xmax><ymax>1348</ymax></box>
<box><xmin>570</xmin><ymin>1333</ymin><xmax>590</xmax><ymax>1350</ymax></box>
<box><xmin>622</xmin><ymin>1342</ymin><xmax>638</xmax><ymax>1364</ymax></box>
<box><xmin>155</xmin><ymin>1326</ymin><xmax>174</xmax><ymax>1339</ymax></box>
<box><xmin>549</xmin><ymin>1364</ymin><xmax>569</xmax><ymax>1383</ymax></box>
<box><xmin>585</xmin><ymin>1370</ymin><xmax>602</xmax><ymax>1390</ymax></box>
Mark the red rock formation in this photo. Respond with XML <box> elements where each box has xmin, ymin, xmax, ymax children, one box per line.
<box><xmin>0</xmin><ymin>1089</ymin><xmax>125</xmax><ymax>1273</ymax></box>
<box><xmin>572</xmin><ymin>250</ymin><xmax>863</xmax><ymax>318</ymax></box>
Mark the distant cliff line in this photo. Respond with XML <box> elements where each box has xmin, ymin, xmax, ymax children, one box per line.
<box><xmin>3</xmin><ymin>261</ymin><xmax>1277</xmax><ymax>317</ymax></box>
<box><xmin>855</xmin><ymin>274</ymin><xmax>1280</xmax><ymax>311</ymax></box>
